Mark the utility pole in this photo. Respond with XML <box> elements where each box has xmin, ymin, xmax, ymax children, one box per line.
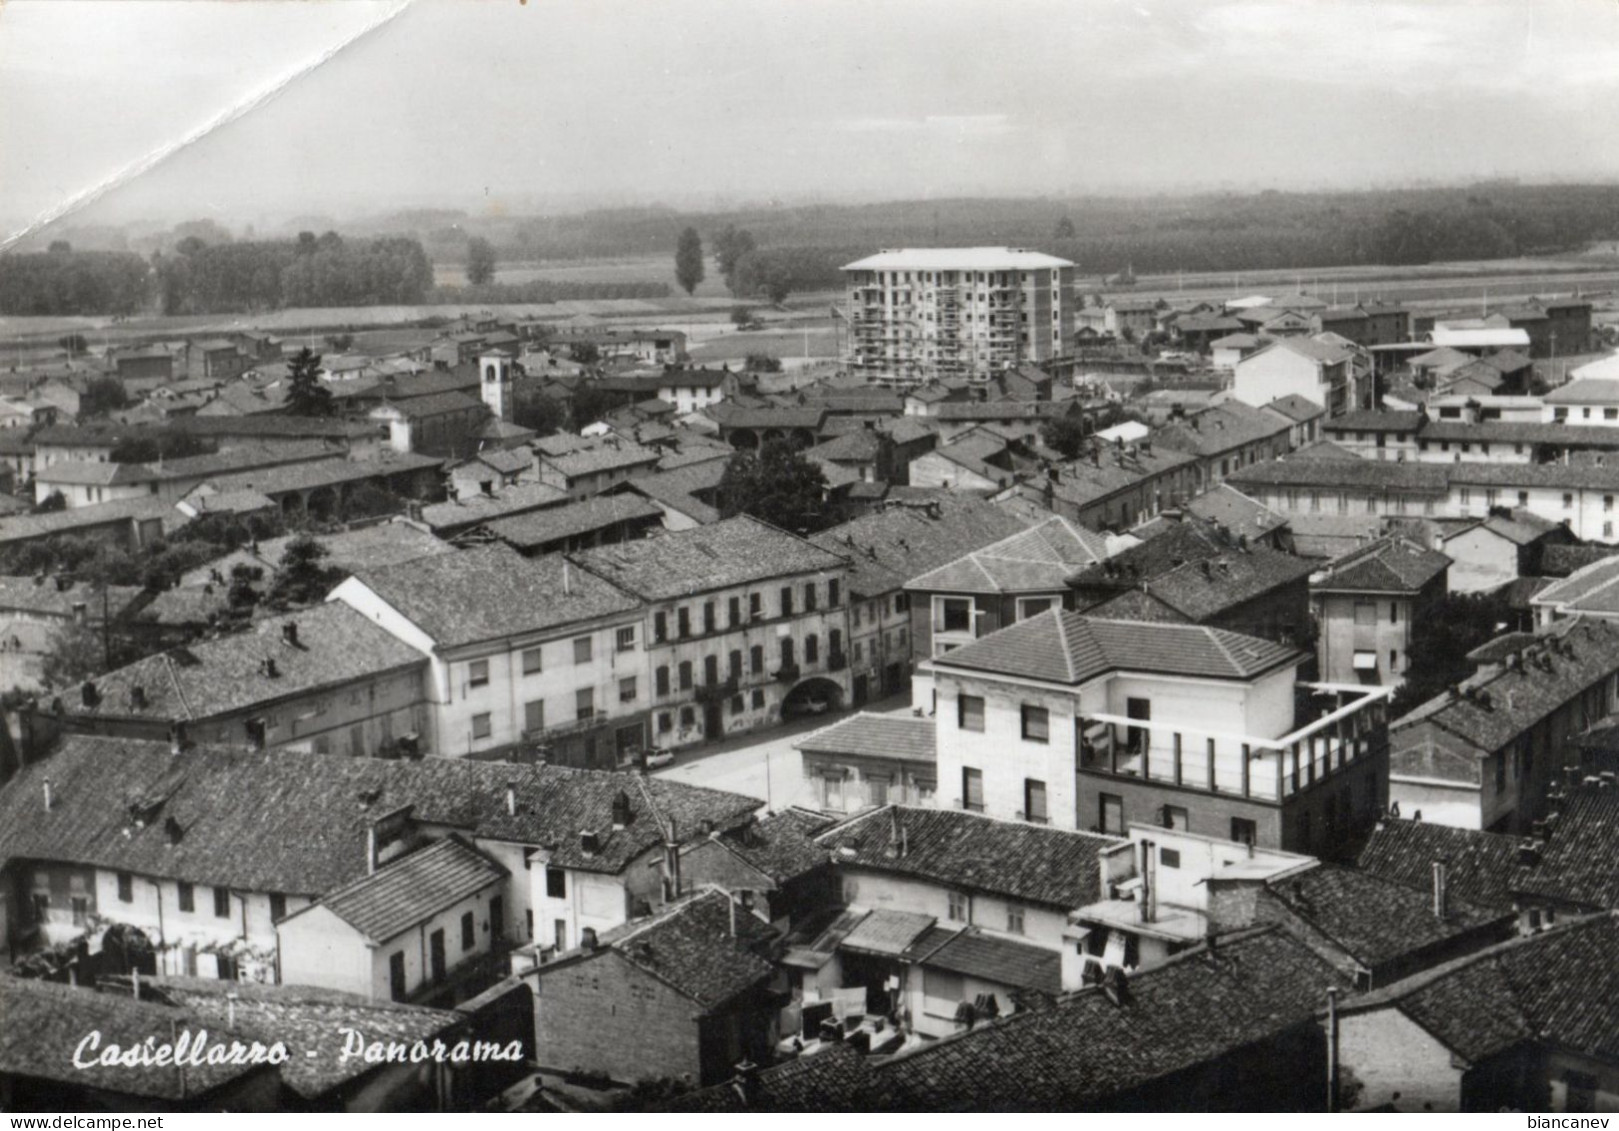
<box><xmin>1325</xmin><ymin>987</ymin><xmax>1340</xmax><ymax>1112</ymax></box>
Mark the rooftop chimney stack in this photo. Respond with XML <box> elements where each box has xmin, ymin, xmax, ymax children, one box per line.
<box><xmin>282</xmin><ymin>622</ymin><xmax>299</xmax><ymax>648</ymax></box>
<box><xmin>366</xmin><ymin>824</ymin><xmax>379</xmax><ymax>875</ymax></box>
<box><xmin>1432</xmin><ymin>859</ymin><xmax>1449</xmax><ymax>921</ymax></box>
<box><xmin>43</xmin><ymin>776</ymin><xmax>53</xmax><ymax>813</ymax></box>
<box><xmin>505</xmin><ymin>781</ymin><xmax>517</xmax><ymax>817</ymax></box>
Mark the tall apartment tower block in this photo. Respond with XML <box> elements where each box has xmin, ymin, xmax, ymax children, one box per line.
<box><xmin>841</xmin><ymin>247</ymin><xmax>1076</xmax><ymax>386</ymax></box>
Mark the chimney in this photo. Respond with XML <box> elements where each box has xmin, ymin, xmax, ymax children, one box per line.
<box><xmin>505</xmin><ymin>781</ymin><xmax>517</xmax><ymax>817</ymax></box>
<box><xmin>1517</xmin><ymin>843</ymin><xmax>1541</xmax><ymax>868</ymax></box>
<box><xmin>263</xmin><ymin>657</ymin><xmax>279</xmax><ymax>679</ymax></box>
<box><xmin>366</xmin><ymin>824</ymin><xmax>379</xmax><ymax>875</ymax></box>
<box><xmin>1139</xmin><ymin>838</ymin><xmax>1158</xmax><ymax>924</ymax></box>
<box><xmin>164</xmin><ymin>815</ymin><xmax>183</xmax><ymax>846</ymax></box>
<box><xmin>282</xmin><ymin>621</ymin><xmax>299</xmax><ymax>648</ymax></box>
<box><xmin>580</xmin><ymin>829</ymin><xmax>600</xmax><ymax>856</ymax></box>
<box><xmin>729</xmin><ymin>891</ymin><xmax>738</xmax><ymax>937</ymax></box>
<box><xmin>131</xmin><ymin>685</ymin><xmax>147</xmax><ymax>711</ymax></box>
<box><xmin>80</xmin><ymin>681</ymin><xmax>100</xmax><ymax>709</ymax></box>
<box><xmin>42</xmin><ymin>776</ymin><xmax>53</xmax><ymax>812</ymax></box>
<box><xmin>611</xmin><ymin>790</ymin><xmax>632</xmax><ymax>829</ymax></box>
<box><xmin>563</xmin><ymin>561</ymin><xmax>572</xmax><ymax>596</ymax></box>
<box><xmin>226</xmin><ymin>991</ymin><xmax>238</xmax><ymax>1035</ymax></box>
<box><xmin>72</xmin><ymin>602</ymin><xmax>87</xmax><ymax>624</ymax></box>
<box><xmin>1431</xmin><ymin>859</ymin><xmax>1448</xmax><ymax>921</ymax></box>
<box><xmin>733</xmin><ymin>1060</ymin><xmax>761</xmax><ymax>1106</ymax></box>
<box><xmin>481</xmin><ymin>479</ymin><xmax>495</xmax><ymax>497</ymax></box>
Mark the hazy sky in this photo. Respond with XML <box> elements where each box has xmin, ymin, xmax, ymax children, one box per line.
<box><xmin>5</xmin><ymin>0</ymin><xmax>1619</xmax><ymax>240</ymax></box>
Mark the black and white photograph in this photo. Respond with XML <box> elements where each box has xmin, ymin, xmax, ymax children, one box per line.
<box><xmin>1</xmin><ymin>0</ymin><xmax>1618</xmax><ymax>1115</ymax></box>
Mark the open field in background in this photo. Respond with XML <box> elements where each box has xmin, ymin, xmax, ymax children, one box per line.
<box><xmin>4</xmin><ymin>253</ymin><xmax>1619</xmax><ymax>357</ymax></box>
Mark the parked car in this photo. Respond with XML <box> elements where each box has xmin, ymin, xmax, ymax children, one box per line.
<box><xmin>644</xmin><ymin>748</ymin><xmax>676</xmax><ymax>769</ymax></box>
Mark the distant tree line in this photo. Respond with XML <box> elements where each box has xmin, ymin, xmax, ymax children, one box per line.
<box><xmin>0</xmin><ymin>231</ymin><xmax>435</xmax><ymax>316</ymax></box>
<box><xmin>425</xmin><ymin>279</ymin><xmax>672</xmax><ymax>303</ymax></box>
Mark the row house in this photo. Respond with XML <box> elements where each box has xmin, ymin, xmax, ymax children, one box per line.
<box><xmin>1151</xmin><ymin>401</ymin><xmax>1295</xmax><ymax>490</ymax></box>
<box><xmin>1230</xmin><ymin>335</ymin><xmax>1369</xmax><ymax>417</ymax></box>
<box><xmin>331</xmin><ymin>545</ymin><xmax>651</xmax><ymax>767</ymax></box>
<box><xmin>571</xmin><ymin>515</ymin><xmax>854</xmax><ymax>749</ymax></box>
<box><xmin>809</xmin><ymin>496</ymin><xmax>1031</xmax><ymax>704</ymax></box>
<box><xmin>1229</xmin><ymin>454</ymin><xmax>1619</xmax><ymax>544</ymax></box>
<box><xmin>915</xmin><ymin>609</ymin><xmax>1392</xmax><ymax>858</ymax></box>
<box><xmin>46</xmin><ymin>602</ymin><xmax>429</xmax><ymax>758</ymax></box>
<box><xmin>0</xmin><ymin>736</ymin><xmax>760</xmax><ymax>991</ymax></box>
<box><xmin>1387</xmin><ymin>617</ymin><xmax>1619</xmax><ymax>834</ymax></box>
<box><xmin>536</xmin><ymin>437</ymin><xmax>660</xmax><ymax>500</ymax></box>
<box><xmin>993</xmin><ymin>441</ymin><xmax>1204</xmax><ymax>534</ymax></box>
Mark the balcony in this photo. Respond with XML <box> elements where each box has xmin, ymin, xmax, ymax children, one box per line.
<box><xmin>828</xmin><ymin>650</ymin><xmax>848</xmax><ymax>672</ymax></box>
<box><xmin>694</xmin><ymin>677</ymin><xmax>739</xmax><ymax>704</ymax></box>
<box><xmin>1076</xmin><ymin>683</ymin><xmax>1390</xmax><ymax>803</ymax></box>
<box><xmin>773</xmin><ymin>663</ymin><xmax>801</xmax><ymax>683</ymax></box>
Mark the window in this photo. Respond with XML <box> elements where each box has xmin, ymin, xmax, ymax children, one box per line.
<box><xmin>468</xmin><ymin>659</ymin><xmax>490</xmax><ymax>687</ymax></box>
<box><xmin>269</xmin><ymin>892</ymin><xmax>286</xmax><ymax>922</ymax></box>
<box><xmin>677</xmin><ymin>607</ymin><xmax>691</xmax><ymax>637</ymax></box>
<box><xmin>924</xmin><ymin>967</ymin><xmax>965</xmax><ymax>1009</ymax></box>
<box><xmin>702</xmin><ymin>602</ymin><xmax>716</xmax><ymax>633</ymax></box>
<box><xmin>947</xmin><ymin>891</ymin><xmax>969</xmax><ymax>922</ymax></box>
<box><xmin>1353</xmin><ymin>600</ymin><xmax>1377</xmax><ymax>627</ymax></box>
<box><xmin>1021</xmin><ymin>705</ymin><xmax>1050</xmax><ymax>743</ymax></box>
<box><xmin>828</xmin><ymin>580</ymin><xmax>841</xmax><ymax>607</ymax></box>
<box><xmin>749</xmin><ymin>592</ymin><xmax>763</xmax><ymax>619</ymax></box>
<box><xmin>1519</xmin><ymin>491</ymin><xmax>1530</xmax><ymax>507</ymax></box>
<box><xmin>1564</xmin><ymin>493</ymin><xmax>1575</xmax><ymax>510</ymax></box>
<box><xmin>751</xmin><ymin>688</ymin><xmax>765</xmax><ymax>709</ymax></box>
<box><xmin>936</xmin><ymin>596</ymin><xmax>972</xmax><ymax>633</ymax></box>
<box><xmin>731</xmin><ymin>694</ymin><xmax>745</xmax><ymax>714</ymax></box>
<box><xmin>962</xmin><ymin>767</ymin><xmax>985</xmax><ymax>812</ymax></box>
<box><xmin>214</xmin><ymin>886</ymin><xmax>231</xmax><ymax>919</ymax></box>
<box><xmin>619</xmin><ymin>677</ymin><xmax>637</xmax><ymax>703</ymax></box>
<box><xmin>573</xmin><ymin>636</ymin><xmax>592</xmax><ymax>664</ymax></box>
<box><xmin>1390</xmin><ymin>603</ymin><xmax>1399</xmax><ymax>625</ymax></box>
<box><xmin>805</xmin><ymin>634</ymin><xmax>820</xmax><ymax>664</ymax></box>
<box><xmin>472</xmin><ymin>712</ymin><xmax>493</xmax><ymax>739</ymax></box>
<box><xmin>1024</xmin><ymin>779</ymin><xmax>1048</xmax><ymax>823</ymax></box>
<box><xmin>779</xmin><ymin>637</ymin><xmax>795</xmax><ymax>667</ymax></box>
<box><xmin>1100</xmin><ymin>794</ymin><xmax>1124</xmax><ymax>835</ymax></box>
<box><xmin>1017</xmin><ymin>596</ymin><xmax>1054</xmax><ymax>620</ymax></box>
<box><xmin>524</xmin><ymin>699</ymin><xmax>545</xmax><ymax>733</ymax></box>
<box><xmin>657</xmin><ymin>711</ymin><xmax>672</xmax><ymax>733</ymax></box>
<box><xmin>1496</xmin><ymin>749</ymin><xmax>1507</xmax><ymax>791</ymax></box>
<box><xmin>1231</xmin><ymin>817</ymin><xmax>1257</xmax><ymax>847</ymax></box>
<box><xmin>616</xmin><ymin>626</ymin><xmax>635</xmax><ymax>652</ymax></box>
<box><xmin>680</xmin><ymin>706</ymin><xmax>695</xmax><ymax>727</ymax></box>
<box><xmin>750</xmin><ymin>645</ymin><xmax>764</xmax><ymax>674</ymax></box>
<box><xmin>654</xmin><ymin>611</ymin><xmax>668</xmax><ymax>642</ymax></box>
<box><xmin>1160</xmin><ymin>848</ymin><xmax>1181</xmax><ymax>869</ymax></box>
<box><xmin>117</xmin><ymin>872</ymin><xmax>133</xmax><ymax>903</ymax></box>
<box><xmin>729</xmin><ymin>649</ymin><xmax>742</xmax><ymax>679</ymax></box>
<box><xmin>575</xmin><ymin>688</ymin><xmax>595</xmax><ymax>721</ymax></box>
<box><xmin>71</xmin><ymin>896</ymin><xmax>88</xmax><ymax>926</ymax></box>
<box><xmin>958</xmin><ymin>695</ymin><xmax>985</xmax><ymax>732</ymax></box>
<box><xmin>678</xmin><ymin>661</ymin><xmax>693</xmax><ymax>690</ymax></box>
<box><xmin>545</xmin><ymin>865</ymin><xmax>566</xmax><ymax>899</ymax></box>
<box><xmin>1007</xmin><ymin>907</ymin><xmax>1026</xmax><ymax>935</ymax></box>
<box><xmin>728</xmin><ymin>596</ymin><xmax>741</xmax><ymax>626</ymax></box>
<box><xmin>461</xmin><ymin>910</ymin><xmax>476</xmax><ymax>951</ymax></box>
<box><xmin>895</xmin><ymin>592</ymin><xmax>909</xmax><ymax>614</ymax></box>
<box><xmin>1390</xmin><ymin>649</ymin><xmax>1399</xmax><ymax>671</ymax></box>
<box><xmin>780</xmin><ymin>587</ymin><xmax>794</xmax><ymax>616</ymax></box>
<box><xmin>389</xmin><ymin>952</ymin><xmax>407</xmax><ymax>1001</ymax></box>
<box><xmin>521</xmin><ymin>647</ymin><xmax>543</xmax><ymax>675</ymax></box>
<box><xmin>1165</xmin><ymin>805</ymin><xmax>1189</xmax><ymax>830</ymax></box>
<box><xmin>655</xmin><ymin>666</ymin><xmax>670</xmax><ymax>696</ymax></box>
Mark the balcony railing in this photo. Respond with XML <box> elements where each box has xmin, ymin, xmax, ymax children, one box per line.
<box><xmin>694</xmin><ymin>677</ymin><xmax>739</xmax><ymax>704</ymax></box>
<box><xmin>828</xmin><ymin>651</ymin><xmax>848</xmax><ymax>672</ymax></box>
<box><xmin>1076</xmin><ymin>683</ymin><xmax>1390</xmax><ymax>803</ymax></box>
<box><xmin>773</xmin><ymin>663</ymin><xmax>801</xmax><ymax>683</ymax></box>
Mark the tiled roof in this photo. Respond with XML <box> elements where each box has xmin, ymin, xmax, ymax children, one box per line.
<box><xmin>905</xmin><ymin>516</ymin><xmax>1109</xmax><ymax>595</ymax></box>
<box><xmin>795</xmin><ymin>712</ymin><xmax>936</xmax><ymax>764</ymax></box>
<box><xmin>702</xmin><ymin>807</ymin><xmax>836</xmax><ymax>885</ymax></box>
<box><xmin>583</xmin><ymin>889</ymin><xmax>776</xmax><ymax>1008</ymax></box>
<box><xmin>1311</xmin><ymin>536</ymin><xmax>1451</xmax><ymax>593</ymax></box>
<box><xmin>1392</xmin><ymin>619</ymin><xmax>1619</xmax><ymax>764</ymax></box>
<box><xmin>817</xmin><ymin>805</ymin><xmax>1122</xmax><ymax>910</ymax></box>
<box><xmin>70</xmin><ymin>602</ymin><xmax>426</xmax><ymax>722</ymax></box>
<box><xmin>668</xmin><ymin>1042</ymin><xmax>869</xmax><ymax>1112</ymax></box>
<box><xmin>348</xmin><ymin>543</ymin><xmax>640</xmax><ymax>648</ymax></box>
<box><xmin>843</xmin><ymin>247</ymin><xmax>1073</xmax><ymax>271</ymax></box>
<box><xmin>312</xmin><ymin>836</ymin><xmax>507</xmax><ymax>944</ymax></box>
<box><xmin>1088</xmin><ymin>543</ymin><xmax>1314</xmax><ymax>623</ymax></box>
<box><xmin>175</xmin><ymin>415</ymin><xmax>374</xmax><ymax>440</ymax></box>
<box><xmin>1357</xmin><ymin>818</ymin><xmax>1525</xmax><ymax>910</ymax></box>
<box><xmin>904</xmin><ymin>924</ymin><xmax>1062</xmax><ymax>994</ymax></box>
<box><xmin>1149</xmin><ymin>402</ymin><xmax>1291</xmax><ymax>458</ymax></box>
<box><xmin>707</xmin><ymin>404</ymin><xmax>827</xmax><ymax>431</ymax></box>
<box><xmin>539</xmin><ymin>439</ymin><xmax>659</xmax><ymax>479</ymax></box>
<box><xmin>1181</xmin><ymin>485</ymin><xmax>1290</xmax><ymax>540</ymax></box>
<box><xmin>810</xmin><ymin>496</ymin><xmax>1032</xmax><ymax>599</ymax></box>
<box><xmin>1228</xmin><ymin>456</ymin><xmax>1450</xmax><ymax>493</ymax></box>
<box><xmin>1263</xmin><ymin>393</ymin><xmax>1325</xmax><ymax>421</ymax></box>
<box><xmin>621</xmin><ymin>460</ymin><xmax>726</xmax><ymax>524</ymax></box>
<box><xmin>146</xmin><ymin>977</ymin><xmax>461</xmax><ymax>1100</ymax></box>
<box><xmin>201</xmin><ymin>453</ymin><xmax>442</xmax><ymax>498</ymax></box>
<box><xmin>1542</xmin><ymin>378</ymin><xmax>1619</xmax><ymax>406</ymax></box>
<box><xmin>0</xmin><ymin>978</ymin><xmax>261</xmax><ymax>1100</ymax></box>
<box><xmin>420</xmin><ymin>481</ymin><xmax>570</xmax><ymax>531</ymax></box>
<box><xmin>1510</xmin><ymin>784</ymin><xmax>1619</xmax><ymax>910</ymax></box>
<box><xmin>571</xmin><ymin>515</ymin><xmax>847</xmax><ymax>600</ymax></box>
<box><xmin>373</xmin><ymin>390</ymin><xmax>487</xmax><ymax>419</ymax></box>
<box><xmin>485</xmin><ymin>493</ymin><xmax>663</xmax><ymax>550</ymax></box>
<box><xmin>871</xmin><ymin>927</ymin><xmax>1347</xmax><ymax>1110</ymax></box>
<box><xmin>1033</xmin><ymin>444</ymin><xmax>1203</xmax><ymax>510</ymax></box>
<box><xmin>0</xmin><ymin>735</ymin><xmax>762</xmax><ymax>891</ymax></box>
<box><xmin>1542</xmin><ymin>542</ymin><xmax>1619</xmax><ymax>578</ymax></box>
<box><xmin>932</xmin><ymin>401</ymin><xmax>1067</xmax><ymax>422</ymax></box>
<box><xmin>931</xmin><ymin>608</ymin><xmax>1303</xmax><ymax>686</ymax></box>
<box><xmin>0</xmin><ymin>576</ymin><xmax>144</xmax><ymax>620</ymax></box>
<box><xmin>0</xmin><ymin>496</ymin><xmax>186</xmax><ymax>548</ymax></box>
<box><xmin>1335</xmin><ymin>914</ymin><xmax>1619</xmax><ymax>1065</ymax></box>
<box><xmin>35</xmin><ymin>459</ymin><xmax>162</xmax><ymax>486</ymax></box>
<box><xmin>1265</xmin><ymin>863</ymin><xmax>1511</xmax><ymax>968</ymax></box>
<box><xmin>1532</xmin><ymin>554</ymin><xmax>1619</xmax><ymax>614</ymax></box>
<box><xmin>1324</xmin><ymin>410</ymin><xmax>1425</xmax><ymax>433</ymax></box>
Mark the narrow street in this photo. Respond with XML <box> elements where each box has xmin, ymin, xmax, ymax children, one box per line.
<box><xmin>650</xmin><ymin>692</ymin><xmax>914</xmax><ymax>811</ymax></box>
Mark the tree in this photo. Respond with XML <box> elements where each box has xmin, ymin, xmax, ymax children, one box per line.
<box><xmin>48</xmin><ymin>240</ymin><xmax>72</xmax><ymax>255</ymax></box>
<box><xmin>283</xmin><ymin>346</ymin><xmax>333</xmax><ymax>417</ymax></box>
<box><xmin>264</xmin><ymin>536</ymin><xmax>344</xmax><ymax>611</ymax></box>
<box><xmin>674</xmin><ymin>227</ymin><xmax>705</xmax><ymax>295</ymax></box>
<box><xmin>1053</xmin><ymin>216</ymin><xmax>1077</xmax><ymax>240</ymax></box>
<box><xmin>570</xmin><ymin>384</ymin><xmax>621</xmax><ymax>430</ymax></box>
<box><xmin>513</xmin><ymin>390</ymin><xmax>567</xmax><ymax>436</ymax></box>
<box><xmin>744</xmin><ymin>353</ymin><xmax>782</xmax><ymax>373</ymax></box>
<box><xmin>730</xmin><ymin>305</ymin><xmax>759</xmax><ymax>330</ymax></box>
<box><xmin>712</xmin><ymin>225</ymin><xmax>756</xmax><ymax>291</ymax></box>
<box><xmin>110</xmin><ymin>431</ymin><xmax>216</xmax><ymax>464</ymax></box>
<box><xmin>1040</xmin><ymin>409</ymin><xmax>1091</xmax><ymax>460</ymax></box>
<box><xmin>568</xmin><ymin>341</ymin><xmax>601</xmax><ymax>366</ymax></box>
<box><xmin>465</xmin><ymin>237</ymin><xmax>497</xmax><ymax>286</ymax></box>
<box><xmin>718</xmin><ymin>438</ymin><xmax>830</xmax><ymax>534</ymax></box>
<box><xmin>57</xmin><ymin>333</ymin><xmax>88</xmax><ymax>355</ymax></box>
<box><xmin>1388</xmin><ymin>591</ymin><xmax>1513</xmax><ymax>718</ymax></box>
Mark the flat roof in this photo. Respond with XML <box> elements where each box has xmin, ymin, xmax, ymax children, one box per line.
<box><xmin>843</xmin><ymin>247</ymin><xmax>1074</xmax><ymax>271</ymax></box>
